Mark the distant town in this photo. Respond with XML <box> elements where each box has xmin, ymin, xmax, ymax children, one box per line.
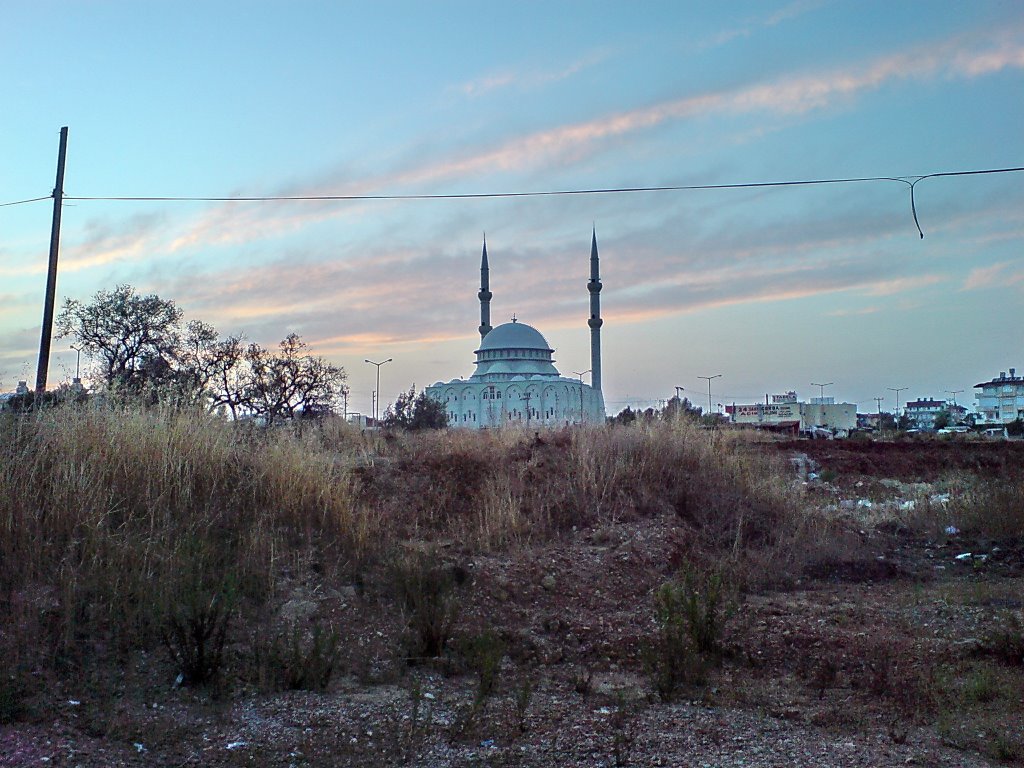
<box><xmin>3</xmin><ymin>365</ymin><xmax>1021</xmax><ymax>439</ymax></box>
<box><xmin>708</xmin><ymin>366</ymin><xmax>1023</xmax><ymax>438</ymax></box>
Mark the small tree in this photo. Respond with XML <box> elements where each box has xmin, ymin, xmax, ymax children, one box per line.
<box><xmin>240</xmin><ymin>334</ymin><xmax>345</xmax><ymax>423</ymax></box>
<box><xmin>383</xmin><ymin>387</ymin><xmax>448</xmax><ymax>431</ymax></box>
<box><xmin>662</xmin><ymin>396</ymin><xmax>702</xmax><ymax>422</ymax></box>
<box><xmin>933</xmin><ymin>411</ymin><xmax>951</xmax><ymax>431</ymax></box>
<box><xmin>57</xmin><ymin>284</ymin><xmax>184</xmax><ymax>395</ymax></box>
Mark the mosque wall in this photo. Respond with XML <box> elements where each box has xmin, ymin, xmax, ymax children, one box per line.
<box><xmin>427</xmin><ymin>379</ymin><xmax>604</xmax><ymax>428</ymax></box>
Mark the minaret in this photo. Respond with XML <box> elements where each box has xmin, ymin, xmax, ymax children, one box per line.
<box><xmin>478</xmin><ymin>237</ymin><xmax>492</xmax><ymax>342</ymax></box>
<box><xmin>588</xmin><ymin>228</ymin><xmax>603</xmax><ymax>392</ymax></box>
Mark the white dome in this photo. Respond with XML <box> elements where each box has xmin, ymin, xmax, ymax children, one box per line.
<box><xmin>477</xmin><ymin>321</ymin><xmax>552</xmax><ymax>353</ymax></box>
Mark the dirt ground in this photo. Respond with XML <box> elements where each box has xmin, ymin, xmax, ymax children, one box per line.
<box><xmin>3</xmin><ymin>438</ymin><xmax>1023</xmax><ymax>767</ymax></box>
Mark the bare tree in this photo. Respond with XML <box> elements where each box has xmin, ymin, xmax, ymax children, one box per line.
<box><xmin>240</xmin><ymin>334</ymin><xmax>345</xmax><ymax>423</ymax></box>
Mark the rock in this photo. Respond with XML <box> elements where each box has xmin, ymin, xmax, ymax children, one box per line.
<box><xmin>541</xmin><ymin>574</ymin><xmax>556</xmax><ymax>591</ymax></box>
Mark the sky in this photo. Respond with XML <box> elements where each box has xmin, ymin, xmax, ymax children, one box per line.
<box><xmin>2</xmin><ymin>0</ymin><xmax>1023</xmax><ymax>417</ymax></box>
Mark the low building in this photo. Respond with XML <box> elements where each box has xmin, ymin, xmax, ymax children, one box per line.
<box><xmin>904</xmin><ymin>397</ymin><xmax>947</xmax><ymax>430</ymax></box>
<box><xmin>726</xmin><ymin>393</ymin><xmax>856</xmax><ymax>435</ymax></box>
<box><xmin>974</xmin><ymin>368</ymin><xmax>1024</xmax><ymax>425</ymax></box>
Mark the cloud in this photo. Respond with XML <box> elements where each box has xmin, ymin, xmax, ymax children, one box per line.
<box><xmin>453</xmin><ymin>52</ymin><xmax>606</xmax><ymax>98</ymax></box>
<box><xmin>154</xmin><ymin>23</ymin><xmax>1024</xmax><ymax>255</ymax></box>
<box><xmin>962</xmin><ymin>261</ymin><xmax>1024</xmax><ymax>290</ymax></box>
<box><xmin>704</xmin><ymin>0</ymin><xmax>825</xmax><ymax>47</ymax></box>
<box><xmin>827</xmin><ymin>306</ymin><xmax>880</xmax><ymax>317</ymax></box>
<box><xmin>862</xmin><ymin>274</ymin><xmax>946</xmax><ymax>296</ymax></box>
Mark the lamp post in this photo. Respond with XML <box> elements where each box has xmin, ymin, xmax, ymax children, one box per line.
<box><xmin>697</xmin><ymin>374</ymin><xmax>721</xmax><ymax>416</ymax></box>
<box><xmin>944</xmin><ymin>389</ymin><xmax>963</xmax><ymax>407</ymax></box>
<box><xmin>70</xmin><ymin>344</ymin><xmax>82</xmax><ymax>380</ymax></box>
<box><xmin>811</xmin><ymin>381</ymin><xmax>833</xmax><ymax>402</ymax></box>
<box><xmin>573</xmin><ymin>370</ymin><xmax>591</xmax><ymax>421</ymax></box>
<box><xmin>364</xmin><ymin>358</ymin><xmax>392</xmax><ymax>424</ymax></box>
<box><xmin>887</xmin><ymin>386</ymin><xmax>907</xmax><ymax>425</ymax></box>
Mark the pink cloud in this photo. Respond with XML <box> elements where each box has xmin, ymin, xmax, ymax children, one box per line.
<box><xmin>962</xmin><ymin>261</ymin><xmax>1024</xmax><ymax>290</ymax></box>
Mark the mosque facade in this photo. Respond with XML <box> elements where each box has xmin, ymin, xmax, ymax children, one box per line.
<box><xmin>426</xmin><ymin>233</ymin><xmax>606</xmax><ymax>428</ymax></box>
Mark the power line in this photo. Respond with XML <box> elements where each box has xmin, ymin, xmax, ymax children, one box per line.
<box><xmin>4</xmin><ymin>164</ymin><xmax>1022</xmax><ymax>237</ymax></box>
<box><xmin>0</xmin><ymin>195</ymin><xmax>51</xmax><ymax>207</ymax></box>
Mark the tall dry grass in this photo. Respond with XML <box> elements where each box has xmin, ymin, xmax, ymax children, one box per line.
<box><xmin>1</xmin><ymin>405</ymin><xmax>824</xmax><ymax>684</ymax></box>
<box><xmin>0</xmin><ymin>403</ymin><xmax>371</xmax><ymax>673</ymax></box>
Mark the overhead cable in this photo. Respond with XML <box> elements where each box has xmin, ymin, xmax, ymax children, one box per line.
<box><xmin>4</xmin><ymin>165</ymin><xmax>1022</xmax><ymax>237</ymax></box>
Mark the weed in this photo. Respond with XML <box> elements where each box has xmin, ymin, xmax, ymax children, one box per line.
<box><xmin>609</xmin><ymin>693</ymin><xmax>640</xmax><ymax>767</ymax></box>
<box><xmin>963</xmin><ymin>665</ymin><xmax>1004</xmax><ymax>704</ymax></box>
<box><xmin>644</xmin><ymin>578</ymin><xmax>710</xmax><ymax>701</ymax></box>
<box><xmin>510</xmin><ymin>671</ymin><xmax>535</xmax><ymax>735</ymax></box>
<box><xmin>979</xmin><ymin>611</ymin><xmax>1024</xmax><ymax>666</ymax></box>
<box><xmin>160</xmin><ymin>579</ymin><xmax>236</xmax><ymax>688</ymax></box>
<box><xmin>571</xmin><ymin>667</ymin><xmax>594</xmax><ymax>697</ymax></box>
<box><xmin>389</xmin><ymin>550</ymin><xmax>460</xmax><ymax>660</ymax></box>
<box><xmin>0</xmin><ymin>671</ymin><xmax>31</xmax><ymax>724</ymax></box>
<box><xmin>458</xmin><ymin>630</ymin><xmax>505</xmax><ymax>702</ymax></box>
<box><xmin>269</xmin><ymin>621</ymin><xmax>340</xmax><ymax>691</ymax></box>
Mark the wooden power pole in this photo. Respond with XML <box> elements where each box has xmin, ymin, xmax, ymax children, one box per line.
<box><xmin>35</xmin><ymin>126</ymin><xmax>69</xmax><ymax>395</ymax></box>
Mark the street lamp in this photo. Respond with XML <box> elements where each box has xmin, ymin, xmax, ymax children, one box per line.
<box><xmin>887</xmin><ymin>386</ymin><xmax>907</xmax><ymax>424</ymax></box>
<box><xmin>572</xmin><ymin>370</ymin><xmax>591</xmax><ymax>421</ymax></box>
<box><xmin>697</xmin><ymin>375</ymin><xmax>721</xmax><ymax>417</ymax></box>
<box><xmin>944</xmin><ymin>389</ymin><xmax>963</xmax><ymax>407</ymax></box>
<box><xmin>70</xmin><ymin>344</ymin><xmax>82</xmax><ymax>380</ymax></box>
<box><xmin>364</xmin><ymin>358</ymin><xmax>392</xmax><ymax>424</ymax></box>
<box><xmin>811</xmin><ymin>381</ymin><xmax>833</xmax><ymax>402</ymax></box>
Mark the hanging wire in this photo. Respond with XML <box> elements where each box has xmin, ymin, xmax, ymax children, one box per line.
<box><xmin>4</xmin><ymin>165</ymin><xmax>1023</xmax><ymax>237</ymax></box>
<box><xmin>0</xmin><ymin>195</ymin><xmax>52</xmax><ymax>207</ymax></box>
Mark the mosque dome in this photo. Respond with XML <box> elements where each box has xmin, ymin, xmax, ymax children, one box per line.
<box><xmin>471</xmin><ymin>320</ymin><xmax>559</xmax><ymax>380</ymax></box>
<box><xmin>477</xmin><ymin>321</ymin><xmax>552</xmax><ymax>353</ymax></box>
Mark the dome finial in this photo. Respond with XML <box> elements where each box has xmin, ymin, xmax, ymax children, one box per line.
<box><xmin>511</xmin><ymin>313</ymin><xmax>517</xmax><ymax>323</ymax></box>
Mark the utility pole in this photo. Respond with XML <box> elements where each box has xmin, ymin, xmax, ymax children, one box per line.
<box><xmin>697</xmin><ymin>374</ymin><xmax>721</xmax><ymax>416</ymax></box>
<box><xmin>887</xmin><ymin>387</ymin><xmax>907</xmax><ymax>423</ymax></box>
<box><xmin>811</xmin><ymin>381</ymin><xmax>833</xmax><ymax>401</ymax></box>
<box><xmin>35</xmin><ymin>126</ymin><xmax>69</xmax><ymax>395</ymax></box>
<box><xmin>364</xmin><ymin>358</ymin><xmax>392</xmax><ymax>424</ymax></box>
<box><xmin>945</xmin><ymin>389</ymin><xmax>963</xmax><ymax>407</ymax></box>
<box><xmin>674</xmin><ymin>386</ymin><xmax>685</xmax><ymax>400</ymax></box>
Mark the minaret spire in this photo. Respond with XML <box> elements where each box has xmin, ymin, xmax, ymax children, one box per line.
<box><xmin>478</xmin><ymin>235</ymin><xmax>492</xmax><ymax>341</ymax></box>
<box><xmin>588</xmin><ymin>228</ymin><xmax>603</xmax><ymax>393</ymax></box>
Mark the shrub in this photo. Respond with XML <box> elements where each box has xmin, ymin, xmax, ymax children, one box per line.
<box><xmin>979</xmin><ymin>612</ymin><xmax>1024</xmax><ymax>666</ymax></box>
<box><xmin>644</xmin><ymin>568</ymin><xmax>736</xmax><ymax>701</ymax></box>
<box><xmin>269</xmin><ymin>621</ymin><xmax>341</xmax><ymax>691</ymax></box>
<box><xmin>389</xmin><ymin>550</ymin><xmax>460</xmax><ymax>660</ymax></box>
<box><xmin>456</xmin><ymin>630</ymin><xmax>505</xmax><ymax>702</ymax></box>
<box><xmin>160</xmin><ymin>575</ymin><xmax>236</xmax><ymax>687</ymax></box>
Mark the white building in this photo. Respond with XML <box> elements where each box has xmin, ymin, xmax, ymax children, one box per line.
<box><xmin>726</xmin><ymin>393</ymin><xmax>856</xmax><ymax>434</ymax></box>
<box><xmin>904</xmin><ymin>397</ymin><xmax>947</xmax><ymax>430</ymax></box>
<box><xmin>426</xmin><ymin>234</ymin><xmax>606</xmax><ymax>428</ymax></box>
<box><xmin>974</xmin><ymin>368</ymin><xmax>1024</xmax><ymax>425</ymax></box>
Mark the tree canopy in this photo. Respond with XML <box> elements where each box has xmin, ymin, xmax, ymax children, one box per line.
<box><xmin>382</xmin><ymin>387</ymin><xmax>448</xmax><ymax>431</ymax></box>
<box><xmin>56</xmin><ymin>284</ymin><xmax>346</xmax><ymax>420</ymax></box>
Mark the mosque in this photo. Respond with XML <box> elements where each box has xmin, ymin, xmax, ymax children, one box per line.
<box><xmin>426</xmin><ymin>232</ymin><xmax>606</xmax><ymax>427</ymax></box>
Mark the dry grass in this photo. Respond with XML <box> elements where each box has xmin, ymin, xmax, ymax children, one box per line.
<box><xmin>0</xmin><ymin>405</ymin><xmax>829</xmax><ymax>697</ymax></box>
